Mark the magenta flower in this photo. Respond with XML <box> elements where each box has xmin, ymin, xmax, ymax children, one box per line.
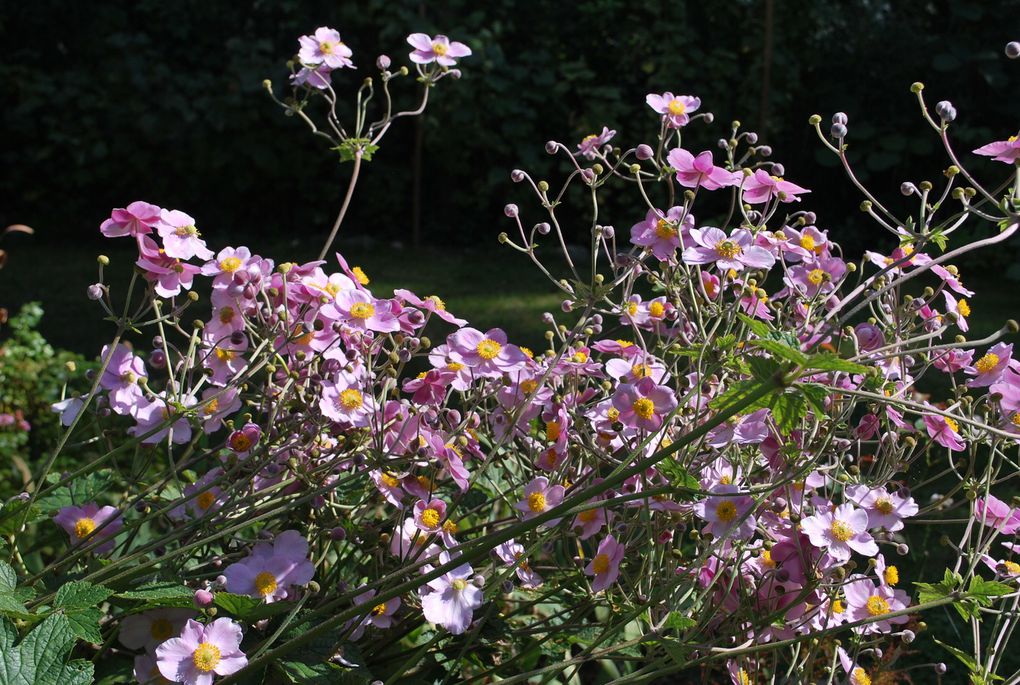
<box><xmin>100</xmin><ymin>201</ymin><xmax>161</xmax><ymax>238</ymax></box>
<box><xmin>577</xmin><ymin>126</ymin><xmax>616</xmax><ymax>160</ymax></box>
<box><xmin>290</xmin><ymin>64</ymin><xmax>333</xmax><ymax>90</ymax></box>
<box><xmin>515</xmin><ymin>476</ymin><xmax>565</xmax><ymax>523</ymax></box>
<box><xmin>973</xmin><ymin>134</ymin><xmax>1020</xmax><ymax>163</ymax></box>
<box><xmin>421</xmin><ymin>552</ymin><xmax>483</xmax><ymax>634</ymax></box>
<box><xmin>741</xmin><ymin>169</ymin><xmax>810</xmax><ymax>204</ymax></box>
<box><xmin>975</xmin><ymin>494</ymin><xmax>1020</xmax><ymax>535</ymax></box>
<box><xmin>393</xmin><ymin>289</ymin><xmax>467</xmax><ymax>326</ymax></box>
<box><xmin>784</xmin><ymin>256</ymin><xmax>847</xmax><ymax>298</ymax></box>
<box><xmin>407</xmin><ymin>33</ymin><xmax>472</xmax><ymax>67</ymax></box>
<box><xmin>571</xmin><ymin>496</ymin><xmax>614</xmax><ymax>541</ymax></box>
<box><xmin>584</xmin><ymin>535</ymin><xmax>625</xmax><ymax>592</ymax></box>
<box><xmin>645</xmin><ymin>92</ymin><xmax>701</xmax><ymax>128</ymax></box>
<box><xmin>298</xmin><ymin>27</ymin><xmax>353</xmax><ymax>69</ymax></box>
<box><xmin>447</xmin><ymin>327</ymin><xmax>530</xmax><ymax>377</ymax></box>
<box><xmin>349</xmin><ymin>588</ymin><xmax>401</xmax><ymax>640</ymax></box>
<box><xmin>413</xmin><ymin>498</ymin><xmax>448</xmax><ymax>533</ymax></box>
<box><xmin>155</xmin><ymin>618</ymin><xmax>247</xmax><ymax>685</ymax></box>
<box><xmin>226</xmin><ymin>422</ymin><xmax>261</xmax><ymax>455</ymax></box>
<box><xmin>706</xmin><ymin>408</ymin><xmax>769</xmax><ymax>448</ymax></box>
<box><xmin>942</xmin><ymin>291</ymin><xmax>970</xmax><ymax>332</ymax></box>
<box><xmin>611</xmin><ymin>377</ymin><xmax>677</xmax><ymax>431</ymax></box>
<box><xmin>693</xmin><ymin>485</ymin><xmax>757</xmax><ymax>540</ymax></box>
<box><xmin>682</xmin><ymin>227</ymin><xmax>775</xmax><ymax>272</ymax></box>
<box><xmin>922</xmin><ymin>408</ymin><xmax>966</xmax><ymax>451</ymax></box>
<box><xmin>667</xmin><ymin>148</ymin><xmax>738</xmax><ymax>190</ymax></box>
<box><xmin>327</xmin><ymin>289</ymin><xmax>400</xmax><ymax>333</ymax></box>
<box><xmin>629</xmin><ymin>206</ymin><xmax>693</xmax><ymax>261</ymax></box>
<box><xmin>842</xmin><ymin>575</ymin><xmax>909</xmax><ymax>634</ymax></box>
<box><xmin>801</xmin><ymin>503</ymin><xmax>878</xmax><ymax>561</ymax></box>
<box><xmin>967</xmin><ymin>342</ymin><xmax>1013</xmax><ymax>388</ymax></box>
<box><xmin>223</xmin><ymin>530</ymin><xmax>315</xmax><ymax>603</ymax></box>
<box><xmin>844</xmin><ymin>484</ymin><xmax>918</xmax><ymax>532</ymax></box>
<box><xmin>100</xmin><ymin>343</ymin><xmax>147</xmax><ymax>415</ymax></box>
<box><xmin>495</xmin><ymin>539</ymin><xmax>544</xmax><ymax>588</ymax></box>
<box><xmin>119</xmin><ymin>608</ymin><xmax>195</xmax><ymax>651</ymax></box>
<box><xmin>129</xmin><ymin>394</ymin><xmax>194</xmax><ymax>445</ymax></box>
<box><xmin>319</xmin><ymin>378</ymin><xmax>377</xmax><ymax>428</ymax></box>
<box><xmin>157</xmin><ymin>209</ymin><xmax>213</xmax><ymax>261</ymax></box>
<box><xmin>53</xmin><ymin>503</ymin><xmax>122</xmax><ymax>554</ymax></box>
<box><xmin>137</xmin><ymin>236</ymin><xmax>201</xmax><ymax>298</ymax></box>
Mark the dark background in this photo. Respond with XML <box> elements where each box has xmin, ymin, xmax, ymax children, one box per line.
<box><xmin>3</xmin><ymin>0</ymin><xmax>1019</xmax><ymax>257</ymax></box>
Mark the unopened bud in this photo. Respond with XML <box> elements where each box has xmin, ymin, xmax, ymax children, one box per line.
<box><xmin>635</xmin><ymin>144</ymin><xmax>653</xmax><ymax>160</ymax></box>
<box><xmin>504</xmin><ymin>204</ymin><xmax>519</xmax><ymax>218</ymax></box>
<box><xmin>376</xmin><ymin>54</ymin><xmax>391</xmax><ymax>70</ymax></box>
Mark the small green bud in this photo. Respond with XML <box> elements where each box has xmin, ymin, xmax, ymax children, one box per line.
<box><xmin>859</xmin><ymin>200</ymin><xmax>872</xmax><ymax>212</ymax></box>
<box><xmin>97</xmin><ymin>255</ymin><xmax>110</xmax><ymax>266</ymax></box>
<box><xmin>910</xmin><ymin>82</ymin><xmax>924</xmax><ymax>93</ymax></box>
<box><xmin>538</xmin><ymin>181</ymin><xmax>550</xmax><ymax>192</ymax></box>
<box><xmin>808</xmin><ymin>114</ymin><xmax>822</xmax><ymax>126</ymax></box>
<box><xmin>497</xmin><ymin>232</ymin><xmax>509</xmax><ymax>244</ymax></box>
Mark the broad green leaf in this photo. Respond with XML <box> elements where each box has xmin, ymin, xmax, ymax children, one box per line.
<box><xmin>747</xmin><ymin>357</ymin><xmax>781</xmax><ymax>382</ymax></box>
<box><xmin>805</xmin><ymin>353</ymin><xmax>868</xmax><ymax>374</ymax></box>
<box><xmin>736</xmin><ymin>313</ymin><xmax>771</xmax><ymax>338</ymax></box>
<box><xmin>0</xmin><ymin>562</ymin><xmax>15</xmax><ymax>591</ymax></box>
<box><xmin>214</xmin><ymin>592</ymin><xmax>293</xmax><ymax>622</ymax></box>
<box><xmin>55</xmin><ymin>581</ymin><xmax>113</xmax><ymax>611</ymax></box>
<box><xmin>0</xmin><ymin>614</ymin><xmax>94</xmax><ymax>685</ymax></box>
<box><xmin>749</xmin><ymin>339</ymin><xmax>809</xmax><ymax>366</ymax></box>
<box><xmin>662</xmin><ymin>611</ymin><xmax>696</xmax><ymax>631</ymax></box>
<box><xmin>656</xmin><ymin>459</ymin><xmax>699</xmax><ymax>492</ymax></box>
<box><xmin>799</xmin><ymin>383</ymin><xmax>829</xmax><ymax>416</ymax></box>
<box><xmin>115</xmin><ymin>581</ymin><xmax>193</xmax><ymax>603</ymax></box>
<box><xmin>933</xmin><ymin>637</ymin><xmax>979</xmax><ymax>673</ymax></box>
<box><xmin>770</xmin><ymin>392</ymin><xmax>807</xmax><ymax>434</ymax></box>
<box><xmin>968</xmin><ymin>577</ymin><xmax>1012</xmax><ymax>606</ymax></box>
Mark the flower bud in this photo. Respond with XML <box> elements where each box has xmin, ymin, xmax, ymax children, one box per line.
<box><xmin>97</xmin><ymin>254</ymin><xmax>110</xmax><ymax>266</ymax></box>
<box><xmin>194</xmin><ymin>589</ymin><xmax>215</xmax><ymax>608</ymax></box>
<box><xmin>745</xmin><ymin>132</ymin><xmax>758</xmax><ymax>144</ymax></box>
<box><xmin>511</xmin><ymin>169</ymin><xmax>525</xmax><ymax>182</ymax></box>
<box><xmin>561</xmin><ymin>300</ymin><xmax>573</xmax><ymax>312</ymax></box>
<box><xmin>910</xmin><ymin>82</ymin><xmax>924</xmax><ymax>93</ymax></box>
<box><xmin>830</xmin><ymin>123</ymin><xmax>847</xmax><ymax>138</ymax></box>
<box><xmin>772</xmin><ymin>163</ymin><xmax>785</xmax><ymax>177</ymax></box>
<box><xmin>808</xmin><ymin>114</ymin><xmax>822</xmax><ymax>126</ymax></box>
<box><xmin>545</xmin><ymin>140</ymin><xmax>558</xmax><ymax>154</ymax></box>
<box><xmin>504</xmin><ymin>204</ymin><xmax>519</xmax><ymax>218</ymax></box>
<box><xmin>717</xmin><ymin>138</ymin><xmax>728</xmax><ymax>149</ymax></box>
<box><xmin>935</xmin><ymin>100</ymin><xmax>956</xmax><ymax>122</ymax></box>
<box><xmin>535</xmin><ymin>222</ymin><xmax>551</xmax><ymax>235</ymax></box>
<box><xmin>472</xmin><ymin>574</ymin><xmax>485</xmax><ymax>588</ymax></box>
<box><xmin>935</xmin><ymin>663</ymin><xmax>947</xmax><ymax>674</ymax></box>
<box><xmin>757</xmin><ymin>145</ymin><xmax>772</xmax><ymax>157</ymax></box>
<box><xmin>832</xmin><ymin>112</ymin><xmax>848</xmax><ymax>125</ymax></box>
<box><xmin>600</xmin><ymin>225</ymin><xmax>615</xmax><ymax>239</ymax></box>
<box><xmin>900</xmin><ymin>182</ymin><xmax>917</xmax><ymax>196</ymax></box>
<box><xmin>1006</xmin><ymin>41</ymin><xmax>1020</xmax><ymax>59</ymax></box>
<box><xmin>635</xmin><ymin>144</ymin><xmax>653</xmax><ymax>160</ymax></box>
<box><xmin>87</xmin><ymin>284</ymin><xmax>104</xmax><ymax>300</ymax></box>
<box><xmin>376</xmin><ymin>54</ymin><xmax>391</xmax><ymax>70</ymax></box>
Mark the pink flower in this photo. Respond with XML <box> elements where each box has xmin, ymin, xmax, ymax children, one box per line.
<box><xmin>973</xmin><ymin>134</ymin><xmax>1020</xmax><ymax>163</ymax></box>
<box><xmin>800</xmin><ymin>503</ymin><xmax>878</xmax><ymax>562</ymax></box>
<box><xmin>298</xmin><ymin>27</ymin><xmax>353</xmax><ymax>69</ymax></box>
<box><xmin>420</xmin><ymin>552</ymin><xmax>483</xmax><ymax>634</ymax></box>
<box><xmin>630</xmin><ymin>206</ymin><xmax>694</xmax><ymax>261</ymax></box>
<box><xmin>53</xmin><ymin>503</ymin><xmax>122</xmax><ymax>554</ymax></box>
<box><xmin>129</xmin><ymin>394</ymin><xmax>194</xmax><ymax>445</ymax></box>
<box><xmin>327</xmin><ymin>289</ymin><xmax>400</xmax><ymax>333</ymax></box>
<box><xmin>319</xmin><ymin>378</ymin><xmax>377</xmax><ymax>428</ymax></box>
<box><xmin>933</xmin><ymin>348</ymin><xmax>973</xmax><ymax>374</ymax></box>
<box><xmin>407</xmin><ymin>33</ymin><xmax>472</xmax><ymax>67</ymax></box>
<box><xmin>611</xmin><ymin>377</ymin><xmax>677</xmax><ymax>431</ymax></box>
<box><xmin>155</xmin><ymin>618</ymin><xmax>247</xmax><ymax>685</ymax></box>
<box><xmin>223</xmin><ymin>530</ymin><xmax>315</xmax><ymax>603</ymax></box>
<box><xmin>226</xmin><ymin>422</ymin><xmax>261</xmax><ymax>455</ymax></box>
<box><xmin>157</xmin><ymin>210</ymin><xmax>213</xmax><ymax>261</ymax></box>
<box><xmin>584</xmin><ymin>535</ymin><xmax>625</xmax><ymax>592</ymax></box>
<box><xmin>645</xmin><ymin>92</ymin><xmax>701</xmax><ymax>128</ymax></box>
<box><xmin>119</xmin><ymin>608</ymin><xmax>195</xmax><ymax>651</ymax></box>
<box><xmin>842</xmin><ymin>575</ymin><xmax>909</xmax><ymax>634</ymax></box>
<box><xmin>349</xmin><ymin>588</ymin><xmax>401</xmax><ymax>640</ymax></box>
<box><xmin>100</xmin><ymin>343</ymin><xmax>147</xmax><ymax>414</ymax></box>
<box><xmin>942</xmin><ymin>291</ymin><xmax>970</xmax><ymax>332</ymax></box>
<box><xmin>667</xmin><ymin>148</ymin><xmax>738</xmax><ymax>190</ymax></box>
<box><xmin>577</xmin><ymin>127</ymin><xmax>616</xmax><ymax>160</ymax></box>
<box><xmin>682</xmin><ymin>227</ymin><xmax>775</xmax><ymax>272</ymax></box>
<box><xmin>290</xmin><ymin>64</ymin><xmax>333</xmax><ymax>89</ymax></box>
<box><xmin>515</xmin><ymin>476</ymin><xmax>565</xmax><ymax>523</ymax></box>
<box><xmin>413</xmin><ymin>498</ymin><xmax>448</xmax><ymax>533</ymax></box>
<box><xmin>495</xmin><ymin>539</ymin><xmax>544</xmax><ymax>588</ymax></box>
<box><xmin>844</xmin><ymin>484</ymin><xmax>918</xmax><ymax>532</ymax></box>
<box><xmin>447</xmin><ymin>327</ymin><xmax>530</xmax><ymax>377</ymax></box>
<box><xmin>393</xmin><ymin>289</ymin><xmax>467</xmax><ymax>326</ymax></box>
<box><xmin>693</xmin><ymin>485</ymin><xmax>757</xmax><ymax>540</ymax></box>
<box><xmin>100</xmin><ymin>201</ymin><xmax>161</xmax><ymax>238</ymax></box>
<box><xmin>136</xmin><ymin>236</ymin><xmax>201</xmax><ymax>298</ymax></box>
<box><xmin>922</xmin><ymin>408</ymin><xmax>966</xmax><ymax>451</ymax></box>
<box><xmin>571</xmin><ymin>495</ymin><xmax>614</xmax><ymax>541</ymax></box>
<box><xmin>967</xmin><ymin>342</ymin><xmax>1013</xmax><ymax>388</ymax></box>
<box><xmin>975</xmin><ymin>494</ymin><xmax>1020</xmax><ymax>535</ymax></box>
<box><xmin>741</xmin><ymin>169</ymin><xmax>810</xmax><ymax>204</ymax></box>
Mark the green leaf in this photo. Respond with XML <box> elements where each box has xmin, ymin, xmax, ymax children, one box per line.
<box><xmin>37</xmin><ymin>471</ymin><xmax>114</xmax><ymax>515</ymax></box>
<box><xmin>736</xmin><ymin>313</ymin><xmax>771</xmax><ymax>338</ymax></box>
<box><xmin>747</xmin><ymin>357</ymin><xmax>781</xmax><ymax>382</ymax></box>
<box><xmin>799</xmin><ymin>383</ymin><xmax>829</xmax><ymax>416</ymax></box>
<box><xmin>968</xmin><ymin>577</ymin><xmax>1013</xmax><ymax>605</ymax></box>
<box><xmin>770</xmin><ymin>392</ymin><xmax>806</xmax><ymax>434</ymax></box>
<box><xmin>655</xmin><ymin>459</ymin><xmax>699</xmax><ymax>492</ymax></box>
<box><xmin>0</xmin><ymin>563</ymin><xmax>15</xmax><ymax>592</ymax></box>
<box><xmin>63</xmin><ymin>607</ymin><xmax>102</xmax><ymax>644</ymax></box>
<box><xmin>662</xmin><ymin>611</ymin><xmax>695</xmax><ymax>631</ymax></box>
<box><xmin>0</xmin><ymin>562</ymin><xmax>33</xmax><ymax>619</ymax></box>
<box><xmin>749</xmin><ymin>339</ymin><xmax>809</xmax><ymax>366</ymax></box>
<box><xmin>115</xmin><ymin>581</ymin><xmax>193</xmax><ymax>603</ymax></box>
<box><xmin>933</xmin><ymin>637</ymin><xmax>979</xmax><ymax>673</ymax></box>
<box><xmin>55</xmin><ymin>581</ymin><xmax>113</xmax><ymax>611</ymax></box>
<box><xmin>805</xmin><ymin>353</ymin><xmax>868</xmax><ymax>374</ymax></box>
<box><xmin>214</xmin><ymin>592</ymin><xmax>293</xmax><ymax>622</ymax></box>
<box><xmin>0</xmin><ymin>614</ymin><xmax>94</xmax><ymax>685</ymax></box>
<box><xmin>333</xmin><ymin>138</ymin><xmax>380</xmax><ymax>163</ymax></box>
<box><xmin>708</xmin><ymin>379</ymin><xmax>779</xmax><ymax>414</ymax></box>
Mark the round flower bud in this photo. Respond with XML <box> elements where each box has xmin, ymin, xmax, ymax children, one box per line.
<box><xmin>702</xmin><ymin>113</ymin><xmax>714</xmax><ymax>123</ymax></box>
<box><xmin>330</xmin><ymin>526</ymin><xmax>346</xmax><ymax>541</ymax></box>
<box><xmin>635</xmin><ymin>144</ymin><xmax>654</xmax><ymax>160</ymax></box>
<box><xmin>935</xmin><ymin>663</ymin><xmax>947</xmax><ymax>674</ymax></box>
<box><xmin>896</xmin><ymin>543</ymin><xmax>909</xmax><ymax>555</ymax></box>
<box><xmin>97</xmin><ymin>255</ymin><xmax>110</xmax><ymax>266</ymax></box>
<box><xmin>600</xmin><ymin>225</ymin><xmax>615</xmax><ymax>239</ymax></box>
<box><xmin>472</xmin><ymin>574</ymin><xmax>485</xmax><ymax>588</ymax></box>
<box><xmin>561</xmin><ymin>300</ymin><xmax>573</xmax><ymax>312</ymax></box>
<box><xmin>194</xmin><ymin>589</ymin><xmax>214</xmax><ymax>608</ymax></box>
<box><xmin>830</xmin><ymin>123</ymin><xmax>847</xmax><ymax>138</ymax></box>
<box><xmin>832</xmin><ymin>112</ymin><xmax>848</xmax><ymax>125</ymax></box>
<box><xmin>504</xmin><ymin>204</ymin><xmax>519</xmax><ymax>218</ymax></box>
<box><xmin>376</xmin><ymin>54</ymin><xmax>391</xmax><ymax>70</ymax></box>
<box><xmin>758</xmin><ymin>145</ymin><xmax>772</xmax><ymax>157</ymax></box>
<box><xmin>545</xmin><ymin>141</ymin><xmax>558</xmax><ymax>154</ymax></box>
<box><xmin>511</xmin><ymin>169</ymin><xmax>525</xmax><ymax>182</ymax></box>
<box><xmin>900</xmin><ymin>182</ymin><xmax>917</xmax><ymax>196</ymax></box>
<box><xmin>149</xmin><ymin>350</ymin><xmax>167</xmax><ymax>369</ymax></box>
<box><xmin>935</xmin><ymin>100</ymin><xmax>956</xmax><ymax>122</ymax></box>
<box><xmin>808</xmin><ymin>114</ymin><xmax>822</xmax><ymax>126</ymax></box>
<box><xmin>536</xmin><ymin>222</ymin><xmax>551</xmax><ymax>235</ymax></box>
<box><xmin>87</xmin><ymin>284</ymin><xmax>104</xmax><ymax>300</ymax></box>
<box><xmin>745</xmin><ymin>132</ymin><xmax>758</xmax><ymax>144</ymax></box>
<box><xmin>581</xmin><ymin>169</ymin><xmax>595</xmax><ymax>183</ymax></box>
<box><xmin>1006</xmin><ymin>41</ymin><xmax>1020</xmax><ymax>59</ymax></box>
<box><xmin>910</xmin><ymin>81</ymin><xmax>924</xmax><ymax>93</ymax></box>
<box><xmin>772</xmin><ymin>163</ymin><xmax>785</xmax><ymax>177</ymax></box>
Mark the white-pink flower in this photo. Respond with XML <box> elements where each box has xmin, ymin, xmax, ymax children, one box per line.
<box><xmin>801</xmin><ymin>503</ymin><xmax>878</xmax><ymax>562</ymax></box>
<box><xmin>421</xmin><ymin>552</ymin><xmax>483</xmax><ymax>634</ymax></box>
<box><xmin>407</xmin><ymin>33</ymin><xmax>472</xmax><ymax>67</ymax></box>
<box><xmin>155</xmin><ymin>618</ymin><xmax>247</xmax><ymax>685</ymax></box>
<box><xmin>298</xmin><ymin>27</ymin><xmax>354</xmax><ymax>70</ymax></box>
<box><xmin>584</xmin><ymin>535</ymin><xmax>625</xmax><ymax>592</ymax></box>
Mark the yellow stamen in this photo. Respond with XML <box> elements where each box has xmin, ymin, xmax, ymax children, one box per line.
<box><xmin>632</xmin><ymin>398</ymin><xmax>655</xmax><ymax>420</ymax></box>
<box><xmin>74</xmin><ymin>518</ymin><xmax>96</xmax><ymax>538</ymax></box>
<box><xmin>830</xmin><ymin>520</ymin><xmax>854</xmax><ymax>542</ymax></box>
<box><xmin>476</xmin><ymin>339</ymin><xmax>502</xmax><ymax>360</ymax></box>
<box><xmin>254</xmin><ymin>571</ymin><xmax>278</xmax><ymax>597</ymax></box>
<box><xmin>527</xmin><ymin>492</ymin><xmax>547</xmax><ymax>513</ymax></box>
<box><xmin>192</xmin><ymin>643</ymin><xmax>221</xmax><ymax>672</ymax></box>
<box><xmin>592</xmin><ymin>553</ymin><xmax>610</xmax><ymax>574</ymax></box>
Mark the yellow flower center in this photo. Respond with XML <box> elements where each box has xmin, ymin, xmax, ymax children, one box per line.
<box><xmin>853</xmin><ymin>667</ymin><xmax>872</xmax><ymax>685</ymax></box>
<box><xmin>884</xmin><ymin>565</ymin><xmax>899</xmax><ymax>586</ymax></box>
<box><xmin>521</xmin><ymin>379</ymin><xmax>539</xmax><ymax>394</ymax></box>
<box><xmin>446</xmin><ymin>362</ymin><xmax>465</xmax><ymax>372</ymax></box>
<box><xmin>736</xmin><ymin>668</ymin><xmax>752</xmax><ymax>685</ymax></box>
<box><xmin>957</xmin><ymin>299</ymin><xmax>971</xmax><ymax>318</ymax></box>
<box><xmin>667</xmin><ymin>98</ymin><xmax>687</xmax><ymax>116</ymax></box>
<box><xmin>192</xmin><ymin>642</ymin><xmax>222</xmax><ymax>672</ymax></box>
<box><xmin>875</xmin><ymin>498</ymin><xmax>894</xmax><ymax>515</ymax></box>
<box><xmin>715</xmin><ymin>500</ymin><xmax>737</xmax><ymax>523</ymax></box>
<box><xmin>380</xmin><ymin>473</ymin><xmax>399</xmax><ymax>488</ymax></box>
<box><xmin>214</xmin><ymin>347</ymin><xmax>236</xmax><ymax>362</ymax></box>
<box><xmin>373</xmin><ymin>602</ymin><xmax>387</xmax><ymax>616</ymax></box>
<box><xmin>571</xmin><ymin>350</ymin><xmax>589</xmax><ymax>363</ymax></box>
<box><xmin>527</xmin><ymin>492</ymin><xmax>547</xmax><ymax>513</ymax></box>
<box><xmin>351</xmin><ymin>266</ymin><xmax>370</xmax><ymax>285</ymax></box>
<box><xmin>452</xmin><ymin>578</ymin><xmax>468</xmax><ymax>591</ymax></box>
<box><xmin>578</xmin><ymin>509</ymin><xmax>598</xmax><ymax>523</ymax></box>
<box><xmin>546</xmin><ymin>421</ymin><xmax>562</xmax><ymax>441</ymax></box>
<box><xmin>349</xmin><ymin>302</ymin><xmax>375</xmax><ymax>319</ymax></box>
<box><xmin>74</xmin><ymin>517</ymin><xmax>96</xmax><ymax>538</ymax></box>
<box><xmin>432</xmin><ymin>41</ymin><xmax>449</xmax><ymax>56</ymax></box>
<box><xmin>476</xmin><ymin>339</ymin><xmax>502</xmax><ymax>360</ymax></box>
<box><xmin>976</xmin><ymin>353</ymin><xmax>1000</xmax><ymax>374</ymax></box>
<box><xmin>866</xmin><ymin>595</ymin><xmax>890</xmax><ymax>616</ymax></box>
<box><xmin>760</xmin><ymin>549</ymin><xmax>775</xmax><ymax>568</ymax></box>
<box><xmin>607</xmin><ymin>407</ymin><xmax>620</xmax><ymax>422</ymax></box>
<box><xmin>1012</xmin><ymin>413</ymin><xmax>1020</xmax><ymax>427</ymax></box>
<box><xmin>175</xmin><ymin>225</ymin><xmax>199</xmax><ymax>237</ymax></box>
<box><xmin>339</xmin><ymin>388</ymin><xmax>363</xmax><ymax>410</ymax></box>
<box><xmin>944</xmin><ymin>416</ymin><xmax>959</xmax><ymax>433</ymax></box>
<box><xmin>655</xmin><ymin>219</ymin><xmax>677</xmax><ymax>240</ymax></box>
<box><xmin>799</xmin><ymin>235</ymin><xmax>816</xmax><ymax>251</ymax></box>
<box><xmin>1004</xmin><ymin>560</ymin><xmax>1020</xmax><ymax>574</ymax></box>
<box><xmin>616</xmin><ymin>339</ymin><xmax>633</xmax><ymax>348</ymax></box>
<box><xmin>255</xmin><ymin>571</ymin><xmax>278</xmax><ymax>596</ymax></box>
<box><xmin>830</xmin><ymin>520</ymin><xmax>854</xmax><ymax>542</ymax></box>
<box><xmin>626</xmin><ymin>301</ymin><xmax>639</xmax><ymax>316</ymax></box>
<box><xmin>1009</xmin><ymin>135</ymin><xmax>1018</xmax><ymax>143</ymax></box>
<box><xmin>427</xmin><ymin>295</ymin><xmax>446</xmax><ymax>310</ymax></box>
<box><xmin>719</xmin><ymin>474</ymin><xmax>732</xmax><ymax>486</ymax></box>
<box><xmin>592</xmin><ymin>553</ymin><xmax>611</xmax><ymax>574</ymax></box>
<box><xmin>632</xmin><ymin>398</ymin><xmax>656</xmax><ymax>420</ymax></box>
<box><xmin>442</xmin><ymin>520</ymin><xmax>458</xmax><ymax>534</ymax></box>
<box><xmin>832</xmin><ymin>599</ymin><xmax>846</xmax><ymax>614</ymax></box>
<box><xmin>150</xmin><ymin>617</ymin><xmax>174</xmax><ymax>641</ymax></box>
<box><xmin>807</xmin><ymin>268</ymin><xmax>826</xmax><ymax>286</ymax></box>
<box><xmin>649</xmin><ymin>301</ymin><xmax>666</xmax><ymax>318</ymax></box>
<box><xmin>220</xmin><ymin>257</ymin><xmax>242</xmax><ymax>272</ymax></box>
<box><xmin>631</xmin><ymin>363</ymin><xmax>651</xmax><ymax>378</ymax></box>
<box><xmin>229</xmin><ymin>434</ymin><xmax>253</xmax><ymax>452</ymax></box>
<box><xmin>203</xmin><ymin>398</ymin><xmax>220</xmax><ymax>416</ymax></box>
<box><xmin>420</xmin><ymin>507</ymin><xmax>441</xmax><ymax>529</ymax></box>
<box><xmin>520</xmin><ymin>346</ymin><xmax>534</xmax><ymax>358</ymax></box>
<box><xmin>196</xmin><ymin>491</ymin><xmax>216</xmax><ymax>511</ymax></box>
<box><xmin>715</xmin><ymin>240</ymin><xmax>741</xmax><ymax>259</ymax></box>
<box><xmin>320</xmin><ymin>41</ymin><xmax>335</xmax><ymax>54</ymax></box>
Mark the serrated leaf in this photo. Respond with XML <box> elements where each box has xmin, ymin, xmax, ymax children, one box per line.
<box><xmin>115</xmin><ymin>581</ymin><xmax>193</xmax><ymax>602</ymax></box>
<box><xmin>214</xmin><ymin>592</ymin><xmax>293</xmax><ymax>622</ymax></box>
<box><xmin>805</xmin><ymin>353</ymin><xmax>868</xmax><ymax>374</ymax></box>
<box><xmin>0</xmin><ymin>563</ymin><xmax>15</xmax><ymax>592</ymax></box>
<box><xmin>771</xmin><ymin>392</ymin><xmax>807</xmax><ymax>434</ymax></box>
<box><xmin>749</xmin><ymin>339</ymin><xmax>809</xmax><ymax>366</ymax></box>
<box><xmin>968</xmin><ymin>577</ymin><xmax>1012</xmax><ymax>605</ymax></box>
<box><xmin>0</xmin><ymin>614</ymin><xmax>94</xmax><ymax>685</ymax></box>
<box><xmin>655</xmin><ymin>459</ymin><xmax>699</xmax><ymax>493</ymax></box>
<box><xmin>708</xmin><ymin>379</ymin><xmax>778</xmax><ymax>414</ymax></box>
<box><xmin>736</xmin><ymin>313</ymin><xmax>771</xmax><ymax>338</ymax></box>
<box><xmin>799</xmin><ymin>383</ymin><xmax>829</xmax><ymax>415</ymax></box>
<box><xmin>747</xmin><ymin>357</ymin><xmax>781</xmax><ymax>382</ymax></box>
<box><xmin>64</xmin><ymin>607</ymin><xmax>102</xmax><ymax>644</ymax></box>
<box><xmin>56</xmin><ymin>581</ymin><xmax>113</xmax><ymax>611</ymax></box>
<box><xmin>662</xmin><ymin>611</ymin><xmax>695</xmax><ymax>631</ymax></box>
<box><xmin>934</xmin><ymin>637</ymin><xmax>979</xmax><ymax>673</ymax></box>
